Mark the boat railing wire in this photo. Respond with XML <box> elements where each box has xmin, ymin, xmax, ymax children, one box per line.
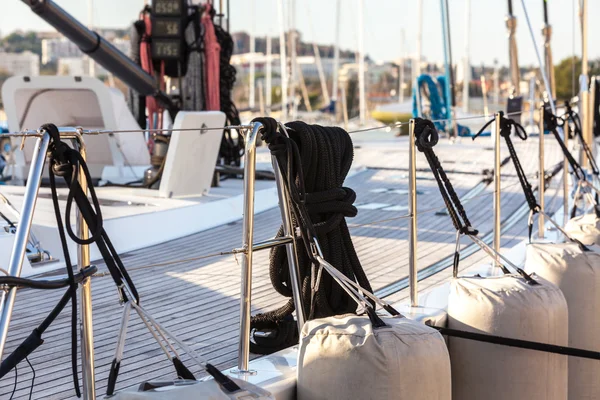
<box><xmin>0</xmin><ymin>110</ymin><xmax>531</xmax><ymax>138</ymax></box>
<box><xmin>0</xmin><ymin>107</ymin><xmax>549</xmax><ymax>279</ymax></box>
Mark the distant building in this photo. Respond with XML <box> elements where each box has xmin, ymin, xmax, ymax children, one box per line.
<box><xmin>41</xmin><ymin>38</ymin><xmax>81</xmax><ymax>64</ymax></box>
<box><xmin>109</xmin><ymin>38</ymin><xmax>131</xmax><ymax>58</ymax></box>
<box><xmin>57</xmin><ymin>57</ymin><xmax>108</xmax><ymax>77</ymax></box>
<box><xmin>0</xmin><ymin>51</ymin><xmax>40</xmax><ymax>76</ymax></box>
<box><xmin>42</xmin><ymin>37</ymin><xmax>131</xmax><ymax>71</ymax></box>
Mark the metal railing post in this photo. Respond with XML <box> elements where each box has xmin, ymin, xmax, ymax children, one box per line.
<box><xmin>271</xmin><ymin>137</ymin><xmax>305</xmax><ymax>332</ymax></box>
<box><xmin>408</xmin><ymin>119</ymin><xmax>418</xmax><ymax>306</ymax></box>
<box><xmin>71</xmin><ymin>130</ymin><xmax>95</xmax><ymax>400</ymax></box>
<box><xmin>564</xmin><ymin>121</ymin><xmax>570</xmax><ymax>226</ymax></box>
<box><xmin>236</xmin><ymin>122</ymin><xmax>261</xmax><ymax>374</ymax></box>
<box><xmin>0</xmin><ymin>132</ymin><xmax>50</xmax><ymax>358</ymax></box>
<box><xmin>538</xmin><ymin>106</ymin><xmax>545</xmax><ymax>238</ymax></box>
<box><xmin>493</xmin><ymin>112</ymin><xmax>501</xmax><ymax>268</ymax></box>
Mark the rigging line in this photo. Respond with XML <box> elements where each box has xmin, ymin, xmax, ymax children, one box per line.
<box><xmin>346</xmin><ymin>110</ymin><xmax>528</xmax><ymax>135</ymax></box>
<box><xmin>1</xmin><ymin>111</ymin><xmax>529</xmax><ymax>138</ymax></box>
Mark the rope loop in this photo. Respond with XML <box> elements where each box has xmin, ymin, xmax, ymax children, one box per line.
<box><xmin>414</xmin><ymin>118</ymin><xmax>439</xmax><ymax>152</ymax></box>
<box><xmin>413</xmin><ymin>119</ymin><xmax>476</xmax><ymax>236</ymax></box>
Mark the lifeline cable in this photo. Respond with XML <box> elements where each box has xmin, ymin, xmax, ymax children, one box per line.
<box><xmin>248</xmin><ymin>118</ymin><xmax>374</xmax><ymax>354</ymax></box>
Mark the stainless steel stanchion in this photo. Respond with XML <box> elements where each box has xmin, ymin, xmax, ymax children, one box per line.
<box><xmin>72</xmin><ymin>129</ymin><xmax>95</xmax><ymax>399</ymax></box>
<box><xmin>273</xmin><ymin>124</ymin><xmax>305</xmax><ymax>331</ymax></box>
<box><xmin>0</xmin><ymin>132</ymin><xmax>50</xmax><ymax>358</ymax></box>
<box><xmin>408</xmin><ymin>119</ymin><xmax>418</xmax><ymax>306</ymax></box>
<box><xmin>236</xmin><ymin>122</ymin><xmax>262</xmax><ymax>374</ymax></box>
<box><xmin>563</xmin><ymin>121</ymin><xmax>570</xmax><ymax>226</ymax></box>
<box><xmin>538</xmin><ymin>106</ymin><xmax>545</xmax><ymax>238</ymax></box>
<box><xmin>493</xmin><ymin>112</ymin><xmax>501</xmax><ymax>268</ymax></box>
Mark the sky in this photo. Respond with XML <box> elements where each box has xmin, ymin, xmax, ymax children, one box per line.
<box><xmin>0</xmin><ymin>0</ymin><xmax>598</xmax><ymax>67</ymax></box>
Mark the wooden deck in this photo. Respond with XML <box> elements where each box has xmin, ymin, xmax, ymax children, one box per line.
<box><xmin>0</xmin><ymin>135</ymin><xmax>563</xmax><ymax>399</ymax></box>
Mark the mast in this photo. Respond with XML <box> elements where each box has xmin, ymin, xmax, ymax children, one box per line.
<box><xmin>399</xmin><ymin>28</ymin><xmax>405</xmax><ymax>103</ymax></box>
<box><xmin>249</xmin><ymin>0</ymin><xmax>255</xmax><ymax>109</ymax></box>
<box><xmin>542</xmin><ymin>0</ymin><xmax>556</xmax><ymax>100</ymax></box>
<box><xmin>266</xmin><ymin>35</ymin><xmax>272</xmax><ymax>114</ymax></box>
<box><xmin>357</xmin><ymin>0</ymin><xmax>366</xmax><ymax>125</ymax></box>
<box><xmin>580</xmin><ymin>0</ymin><xmax>591</xmax><ymax>162</ymax></box>
<box><xmin>440</xmin><ymin>0</ymin><xmax>455</xmax><ymax>127</ymax></box>
<box><xmin>463</xmin><ymin>0</ymin><xmax>471</xmax><ymax>113</ymax></box>
<box><xmin>306</xmin><ymin>6</ymin><xmax>330</xmax><ymax>106</ymax></box>
<box><xmin>288</xmin><ymin>0</ymin><xmax>297</xmax><ymax>119</ymax></box>
<box><xmin>520</xmin><ymin>0</ymin><xmax>556</xmax><ymax>113</ymax></box>
<box><xmin>506</xmin><ymin>0</ymin><xmax>521</xmax><ymax>96</ymax></box>
<box><xmin>415</xmin><ymin>0</ymin><xmax>423</xmax><ymax>81</ymax></box>
<box><xmin>277</xmin><ymin>0</ymin><xmax>288</xmax><ymax>120</ymax></box>
<box><xmin>493</xmin><ymin>59</ymin><xmax>500</xmax><ymax>106</ymax></box>
<box><xmin>331</xmin><ymin>0</ymin><xmax>341</xmax><ymax>110</ymax></box>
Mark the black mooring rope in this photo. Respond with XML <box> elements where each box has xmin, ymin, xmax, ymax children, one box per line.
<box><xmin>214</xmin><ymin>8</ymin><xmax>244</xmax><ymax>168</ymax></box>
<box><xmin>563</xmin><ymin>102</ymin><xmax>599</xmax><ymax>176</ymax></box>
<box><xmin>544</xmin><ymin>107</ymin><xmax>586</xmax><ymax>181</ymax></box>
<box><xmin>248</xmin><ymin>118</ymin><xmax>373</xmax><ymax>354</ymax></box>
<box><xmin>413</xmin><ymin>118</ymin><xmax>482</xmax><ymax>277</ymax></box>
<box><xmin>414</xmin><ymin>119</ymin><xmax>477</xmax><ymax>236</ymax></box>
<box><xmin>474</xmin><ymin>113</ymin><xmax>540</xmax><ymax>240</ymax></box>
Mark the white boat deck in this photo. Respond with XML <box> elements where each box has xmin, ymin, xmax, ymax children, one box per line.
<box><xmin>0</xmin><ymin>133</ymin><xmax>564</xmax><ymax>399</ymax></box>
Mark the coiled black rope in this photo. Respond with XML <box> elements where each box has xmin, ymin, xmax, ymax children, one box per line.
<box><xmin>249</xmin><ymin>118</ymin><xmax>373</xmax><ymax>354</ymax></box>
<box><xmin>214</xmin><ymin>9</ymin><xmax>244</xmax><ymax>168</ymax></box>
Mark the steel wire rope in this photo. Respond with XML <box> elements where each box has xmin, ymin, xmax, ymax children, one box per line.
<box><xmin>0</xmin><ymin>110</ymin><xmax>530</xmax><ymax>138</ymax></box>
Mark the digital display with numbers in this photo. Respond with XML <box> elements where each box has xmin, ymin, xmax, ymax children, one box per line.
<box><xmin>151</xmin><ymin>39</ymin><xmax>182</xmax><ymax>60</ymax></box>
<box><xmin>152</xmin><ymin>0</ymin><xmax>183</xmax><ymax>16</ymax></box>
<box><xmin>152</xmin><ymin>18</ymin><xmax>182</xmax><ymax>37</ymax></box>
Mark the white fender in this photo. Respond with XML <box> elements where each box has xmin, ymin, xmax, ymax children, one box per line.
<box><xmin>448</xmin><ymin>275</ymin><xmax>568</xmax><ymax>400</ymax></box>
<box><xmin>525</xmin><ymin>242</ymin><xmax>600</xmax><ymax>399</ymax></box>
<box><xmin>297</xmin><ymin>314</ymin><xmax>451</xmax><ymax>400</ymax></box>
<box><xmin>564</xmin><ymin>213</ymin><xmax>600</xmax><ymax>246</ymax></box>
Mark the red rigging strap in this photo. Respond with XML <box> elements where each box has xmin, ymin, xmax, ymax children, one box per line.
<box><xmin>202</xmin><ymin>3</ymin><xmax>221</xmax><ymax>111</ymax></box>
<box><xmin>140</xmin><ymin>11</ymin><xmax>165</xmax><ymax>131</ymax></box>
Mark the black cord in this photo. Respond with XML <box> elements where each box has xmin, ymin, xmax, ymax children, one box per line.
<box><xmin>8</xmin><ymin>364</ymin><xmax>17</xmax><ymax>400</ymax></box>
<box><xmin>0</xmin><ymin>210</ymin><xmax>15</xmax><ymax>229</ymax></box>
<box><xmin>25</xmin><ymin>357</ymin><xmax>34</xmax><ymax>400</ymax></box>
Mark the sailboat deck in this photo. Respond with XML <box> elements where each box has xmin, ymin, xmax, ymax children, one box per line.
<box><xmin>1</xmin><ymin>134</ymin><xmax>564</xmax><ymax>399</ymax></box>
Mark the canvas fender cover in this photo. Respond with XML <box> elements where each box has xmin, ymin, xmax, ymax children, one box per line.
<box><xmin>564</xmin><ymin>213</ymin><xmax>600</xmax><ymax>246</ymax></box>
<box><xmin>525</xmin><ymin>242</ymin><xmax>600</xmax><ymax>399</ymax></box>
<box><xmin>448</xmin><ymin>274</ymin><xmax>568</xmax><ymax>400</ymax></box>
<box><xmin>297</xmin><ymin>314</ymin><xmax>451</xmax><ymax>400</ymax></box>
